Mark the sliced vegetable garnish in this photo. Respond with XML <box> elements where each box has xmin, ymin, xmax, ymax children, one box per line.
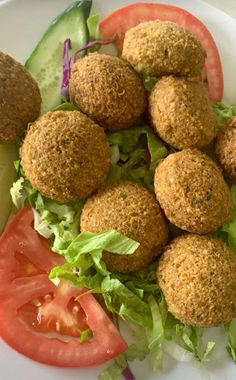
<box><xmin>100</xmin><ymin>3</ymin><xmax>224</xmax><ymax>101</ymax></box>
<box><xmin>25</xmin><ymin>0</ymin><xmax>92</xmax><ymax>113</ymax></box>
<box><xmin>0</xmin><ymin>207</ymin><xmax>127</xmax><ymax>367</ymax></box>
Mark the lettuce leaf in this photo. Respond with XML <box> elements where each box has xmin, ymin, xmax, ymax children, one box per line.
<box><xmin>50</xmin><ymin>233</ymin><xmax>215</xmax><ymax>377</ymax></box>
<box><xmin>225</xmin><ymin>319</ymin><xmax>236</xmax><ymax>363</ymax></box>
<box><xmin>107</xmin><ymin>124</ymin><xmax>168</xmax><ymax>190</ymax></box>
<box><xmin>213</xmin><ymin>102</ymin><xmax>236</xmax><ymax>129</ymax></box>
<box><xmin>216</xmin><ymin>186</ymin><xmax>236</xmax><ymax>252</ymax></box>
<box><xmin>143</xmin><ymin>76</ymin><xmax>159</xmax><ymax>92</ymax></box>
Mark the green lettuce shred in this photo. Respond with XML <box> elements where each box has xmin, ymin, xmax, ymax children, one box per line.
<box><xmin>225</xmin><ymin>319</ymin><xmax>236</xmax><ymax>363</ymax></box>
<box><xmin>107</xmin><ymin>124</ymin><xmax>168</xmax><ymax>190</ymax></box>
<box><xmin>143</xmin><ymin>76</ymin><xmax>159</xmax><ymax>92</ymax></box>
<box><xmin>216</xmin><ymin>186</ymin><xmax>236</xmax><ymax>253</ymax></box>
<box><xmin>213</xmin><ymin>102</ymin><xmax>236</xmax><ymax>129</ymax></box>
<box><xmin>49</xmin><ymin>232</ymin><xmax>215</xmax><ymax>377</ymax></box>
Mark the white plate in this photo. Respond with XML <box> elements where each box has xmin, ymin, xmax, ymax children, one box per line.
<box><xmin>0</xmin><ymin>1</ymin><xmax>236</xmax><ymax>379</ymax></box>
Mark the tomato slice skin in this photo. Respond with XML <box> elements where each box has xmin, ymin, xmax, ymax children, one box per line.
<box><xmin>0</xmin><ymin>278</ymin><xmax>127</xmax><ymax>367</ymax></box>
<box><xmin>0</xmin><ymin>207</ymin><xmax>128</xmax><ymax>367</ymax></box>
<box><xmin>0</xmin><ymin>206</ymin><xmax>64</xmax><ymax>299</ymax></box>
<box><xmin>100</xmin><ymin>2</ymin><xmax>223</xmax><ymax>101</ymax></box>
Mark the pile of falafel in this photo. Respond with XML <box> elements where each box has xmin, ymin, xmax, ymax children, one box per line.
<box><xmin>1</xmin><ymin>20</ymin><xmax>236</xmax><ymax>329</ymax></box>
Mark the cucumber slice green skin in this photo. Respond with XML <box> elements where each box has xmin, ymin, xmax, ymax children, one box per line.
<box><xmin>0</xmin><ymin>144</ymin><xmax>18</xmax><ymax>232</ymax></box>
<box><xmin>25</xmin><ymin>0</ymin><xmax>92</xmax><ymax>114</ymax></box>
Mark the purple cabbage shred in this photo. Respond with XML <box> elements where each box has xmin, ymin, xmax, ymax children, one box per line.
<box><xmin>123</xmin><ymin>365</ymin><xmax>136</xmax><ymax>380</ymax></box>
<box><xmin>61</xmin><ymin>38</ymin><xmax>72</xmax><ymax>99</ymax></box>
<box><xmin>61</xmin><ymin>37</ymin><xmax>115</xmax><ymax>100</ymax></box>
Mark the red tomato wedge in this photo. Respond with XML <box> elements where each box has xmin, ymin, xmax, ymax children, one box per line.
<box><xmin>100</xmin><ymin>2</ymin><xmax>223</xmax><ymax>101</ymax></box>
<box><xmin>0</xmin><ymin>207</ymin><xmax>127</xmax><ymax>367</ymax></box>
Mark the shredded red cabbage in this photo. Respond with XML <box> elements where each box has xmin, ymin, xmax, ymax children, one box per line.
<box><xmin>123</xmin><ymin>366</ymin><xmax>136</xmax><ymax>380</ymax></box>
<box><xmin>61</xmin><ymin>38</ymin><xmax>72</xmax><ymax>99</ymax></box>
<box><xmin>61</xmin><ymin>38</ymin><xmax>115</xmax><ymax>100</ymax></box>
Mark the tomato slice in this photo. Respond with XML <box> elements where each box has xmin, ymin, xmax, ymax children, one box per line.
<box><xmin>100</xmin><ymin>3</ymin><xmax>223</xmax><ymax>101</ymax></box>
<box><xmin>0</xmin><ymin>207</ymin><xmax>127</xmax><ymax>366</ymax></box>
<box><xmin>0</xmin><ymin>206</ymin><xmax>64</xmax><ymax>298</ymax></box>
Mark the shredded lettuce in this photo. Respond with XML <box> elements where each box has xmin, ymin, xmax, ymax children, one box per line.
<box><xmin>143</xmin><ymin>76</ymin><xmax>159</xmax><ymax>92</ymax></box>
<box><xmin>107</xmin><ymin>124</ymin><xmax>168</xmax><ymax>190</ymax></box>
<box><xmin>225</xmin><ymin>319</ymin><xmax>236</xmax><ymax>363</ymax></box>
<box><xmin>10</xmin><ymin>177</ymin><xmax>25</xmax><ymax>209</ymax></box>
<box><xmin>53</xmin><ymin>102</ymin><xmax>78</xmax><ymax>111</ymax></box>
<box><xmin>50</xmin><ymin>232</ymin><xmax>215</xmax><ymax>377</ymax></box>
<box><xmin>213</xmin><ymin>102</ymin><xmax>236</xmax><ymax>129</ymax></box>
<box><xmin>216</xmin><ymin>186</ymin><xmax>236</xmax><ymax>252</ymax></box>
<box><xmin>10</xmin><ymin>176</ymin><xmax>84</xmax><ymax>253</ymax></box>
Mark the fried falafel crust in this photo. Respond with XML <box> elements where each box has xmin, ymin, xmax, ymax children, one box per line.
<box><xmin>0</xmin><ymin>51</ymin><xmax>41</xmax><ymax>142</ymax></box>
<box><xmin>21</xmin><ymin>111</ymin><xmax>111</xmax><ymax>202</ymax></box>
<box><xmin>80</xmin><ymin>181</ymin><xmax>168</xmax><ymax>274</ymax></box>
<box><xmin>149</xmin><ymin>76</ymin><xmax>216</xmax><ymax>150</ymax></box>
<box><xmin>154</xmin><ymin>149</ymin><xmax>233</xmax><ymax>233</ymax></box>
<box><xmin>157</xmin><ymin>234</ymin><xmax>236</xmax><ymax>327</ymax></box>
<box><xmin>69</xmin><ymin>53</ymin><xmax>146</xmax><ymax>131</ymax></box>
<box><xmin>215</xmin><ymin>116</ymin><xmax>236</xmax><ymax>183</ymax></box>
<box><xmin>122</xmin><ymin>20</ymin><xmax>205</xmax><ymax>77</ymax></box>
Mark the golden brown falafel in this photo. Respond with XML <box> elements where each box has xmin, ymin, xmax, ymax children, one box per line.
<box><xmin>0</xmin><ymin>51</ymin><xmax>41</xmax><ymax>143</ymax></box>
<box><xmin>122</xmin><ymin>20</ymin><xmax>205</xmax><ymax>77</ymax></box>
<box><xmin>21</xmin><ymin>110</ymin><xmax>111</xmax><ymax>202</ymax></box>
<box><xmin>149</xmin><ymin>76</ymin><xmax>215</xmax><ymax>150</ymax></box>
<box><xmin>154</xmin><ymin>149</ymin><xmax>233</xmax><ymax>233</ymax></box>
<box><xmin>215</xmin><ymin>117</ymin><xmax>236</xmax><ymax>183</ymax></box>
<box><xmin>80</xmin><ymin>181</ymin><xmax>168</xmax><ymax>273</ymax></box>
<box><xmin>157</xmin><ymin>234</ymin><xmax>236</xmax><ymax>327</ymax></box>
<box><xmin>69</xmin><ymin>53</ymin><xmax>146</xmax><ymax>131</ymax></box>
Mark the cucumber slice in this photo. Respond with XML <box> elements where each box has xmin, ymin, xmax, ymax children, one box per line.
<box><xmin>25</xmin><ymin>0</ymin><xmax>92</xmax><ymax>114</ymax></box>
<box><xmin>0</xmin><ymin>144</ymin><xmax>18</xmax><ymax>232</ymax></box>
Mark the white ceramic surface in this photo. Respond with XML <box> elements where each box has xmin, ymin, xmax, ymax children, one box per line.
<box><xmin>0</xmin><ymin>1</ymin><xmax>236</xmax><ymax>379</ymax></box>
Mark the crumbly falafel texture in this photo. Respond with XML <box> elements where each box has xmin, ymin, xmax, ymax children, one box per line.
<box><xmin>0</xmin><ymin>51</ymin><xmax>41</xmax><ymax>142</ymax></box>
<box><xmin>69</xmin><ymin>53</ymin><xmax>146</xmax><ymax>131</ymax></box>
<box><xmin>21</xmin><ymin>110</ymin><xmax>111</xmax><ymax>202</ymax></box>
<box><xmin>215</xmin><ymin>116</ymin><xmax>236</xmax><ymax>183</ymax></box>
<box><xmin>154</xmin><ymin>149</ymin><xmax>233</xmax><ymax>233</ymax></box>
<box><xmin>122</xmin><ymin>20</ymin><xmax>205</xmax><ymax>77</ymax></box>
<box><xmin>149</xmin><ymin>76</ymin><xmax>215</xmax><ymax>150</ymax></box>
<box><xmin>157</xmin><ymin>234</ymin><xmax>236</xmax><ymax>327</ymax></box>
<box><xmin>80</xmin><ymin>181</ymin><xmax>168</xmax><ymax>273</ymax></box>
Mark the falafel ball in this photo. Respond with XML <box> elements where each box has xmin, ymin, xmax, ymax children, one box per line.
<box><xmin>157</xmin><ymin>234</ymin><xmax>236</xmax><ymax>327</ymax></box>
<box><xmin>149</xmin><ymin>76</ymin><xmax>215</xmax><ymax>150</ymax></box>
<box><xmin>122</xmin><ymin>20</ymin><xmax>205</xmax><ymax>77</ymax></box>
<box><xmin>0</xmin><ymin>51</ymin><xmax>41</xmax><ymax>142</ymax></box>
<box><xmin>154</xmin><ymin>149</ymin><xmax>233</xmax><ymax>233</ymax></box>
<box><xmin>80</xmin><ymin>181</ymin><xmax>168</xmax><ymax>273</ymax></box>
<box><xmin>21</xmin><ymin>110</ymin><xmax>111</xmax><ymax>202</ymax></box>
<box><xmin>69</xmin><ymin>53</ymin><xmax>146</xmax><ymax>131</ymax></box>
<box><xmin>215</xmin><ymin>116</ymin><xmax>236</xmax><ymax>183</ymax></box>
